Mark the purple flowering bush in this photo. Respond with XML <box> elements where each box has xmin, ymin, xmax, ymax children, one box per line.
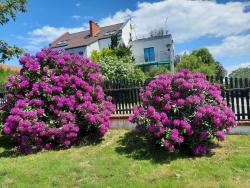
<box><xmin>0</xmin><ymin>49</ymin><xmax>115</xmax><ymax>153</ymax></box>
<box><xmin>129</xmin><ymin>69</ymin><xmax>237</xmax><ymax>155</ymax></box>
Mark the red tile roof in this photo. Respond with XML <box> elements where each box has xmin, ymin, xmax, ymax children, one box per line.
<box><xmin>0</xmin><ymin>64</ymin><xmax>21</xmax><ymax>72</ymax></box>
<box><xmin>50</xmin><ymin>23</ymin><xmax>124</xmax><ymax>49</ymax></box>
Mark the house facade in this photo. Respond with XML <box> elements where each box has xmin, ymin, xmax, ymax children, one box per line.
<box><xmin>50</xmin><ymin>20</ymin><xmax>175</xmax><ymax>72</ymax></box>
<box><xmin>131</xmin><ymin>35</ymin><xmax>175</xmax><ymax>72</ymax></box>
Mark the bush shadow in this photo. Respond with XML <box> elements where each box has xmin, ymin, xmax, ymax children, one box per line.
<box><xmin>115</xmin><ymin>130</ymin><xmax>214</xmax><ymax>164</ymax></box>
<box><xmin>0</xmin><ymin>135</ymin><xmax>25</xmax><ymax>158</ymax></box>
<box><xmin>0</xmin><ymin>134</ymin><xmax>104</xmax><ymax>158</ymax></box>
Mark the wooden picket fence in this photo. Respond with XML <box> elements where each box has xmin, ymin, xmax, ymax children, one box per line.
<box><xmin>206</xmin><ymin>76</ymin><xmax>250</xmax><ymax>121</ymax></box>
<box><xmin>103</xmin><ymin>79</ymin><xmax>145</xmax><ymax>114</ymax></box>
<box><xmin>0</xmin><ymin>77</ymin><xmax>250</xmax><ymax>121</ymax></box>
<box><xmin>103</xmin><ymin>77</ymin><xmax>250</xmax><ymax>121</ymax></box>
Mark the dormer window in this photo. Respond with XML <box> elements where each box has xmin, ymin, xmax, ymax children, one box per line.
<box><xmin>104</xmin><ymin>31</ymin><xmax>116</xmax><ymax>36</ymax></box>
<box><xmin>56</xmin><ymin>40</ymin><xmax>68</xmax><ymax>46</ymax></box>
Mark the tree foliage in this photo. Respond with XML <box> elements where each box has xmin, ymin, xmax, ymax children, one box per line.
<box><xmin>176</xmin><ymin>54</ymin><xmax>217</xmax><ymax>77</ymax></box>
<box><xmin>0</xmin><ymin>0</ymin><xmax>27</xmax><ymax>25</ymax></box>
<box><xmin>176</xmin><ymin>48</ymin><xmax>227</xmax><ymax>77</ymax></box>
<box><xmin>91</xmin><ymin>46</ymin><xmax>146</xmax><ymax>81</ymax></box>
<box><xmin>0</xmin><ymin>0</ymin><xmax>28</xmax><ymax>63</ymax></box>
<box><xmin>0</xmin><ymin>39</ymin><xmax>24</xmax><ymax>63</ymax></box>
<box><xmin>145</xmin><ymin>65</ymin><xmax>170</xmax><ymax>78</ymax></box>
<box><xmin>229</xmin><ymin>67</ymin><xmax>250</xmax><ymax>78</ymax></box>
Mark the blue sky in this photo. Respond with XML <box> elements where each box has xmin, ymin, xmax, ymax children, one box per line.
<box><xmin>1</xmin><ymin>0</ymin><xmax>250</xmax><ymax>73</ymax></box>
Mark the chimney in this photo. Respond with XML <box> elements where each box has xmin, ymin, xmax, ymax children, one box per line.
<box><xmin>89</xmin><ymin>20</ymin><xmax>100</xmax><ymax>36</ymax></box>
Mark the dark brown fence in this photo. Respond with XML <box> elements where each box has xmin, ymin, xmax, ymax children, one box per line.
<box><xmin>1</xmin><ymin>77</ymin><xmax>250</xmax><ymax>121</ymax></box>
<box><xmin>206</xmin><ymin>76</ymin><xmax>250</xmax><ymax>121</ymax></box>
<box><xmin>0</xmin><ymin>84</ymin><xmax>7</xmax><ymax>106</ymax></box>
<box><xmin>103</xmin><ymin>79</ymin><xmax>145</xmax><ymax>114</ymax></box>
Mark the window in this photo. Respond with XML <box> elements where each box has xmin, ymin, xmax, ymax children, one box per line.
<box><xmin>56</xmin><ymin>40</ymin><xmax>68</xmax><ymax>46</ymax></box>
<box><xmin>144</xmin><ymin>47</ymin><xmax>155</xmax><ymax>62</ymax></box>
<box><xmin>104</xmin><ymin>31</ymin><xmax>116</xmax><ymax>36</ymax></box>
<box><xmin>79</xmin><ymin>51</ymin><xmax>83</xmax><ymax>55</ymax></box>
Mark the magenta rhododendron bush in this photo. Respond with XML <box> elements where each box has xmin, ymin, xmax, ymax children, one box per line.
<box><xmin>1</xmin><ymin>49</ymin><xmax>115</xmax><ymax>153</ymax></box>
<box><xmin>129</xmin><ymin>69</ymin><xmax>237</xmax><ymax>155</ymax></box>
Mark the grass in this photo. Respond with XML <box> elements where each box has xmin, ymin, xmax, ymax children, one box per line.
<box><xmin>0</xmin><ymin>129</ymin><xmax>249</xmax><ymax>188</ymax></box>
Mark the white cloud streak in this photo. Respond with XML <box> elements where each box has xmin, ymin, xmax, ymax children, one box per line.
<box><xmin>226</xmin><ymin>62</ymin><xmax>250</xmax><ymax>74</ymax></box>
<box><xmin>208</xmin><ymin>34</ymin><xmax>250</xmax><ymax>57</ymax></box>
<box><xmin>71</xmin><ymin>15</ymin><xmax>82</xmax><ymax>20</ymax></box>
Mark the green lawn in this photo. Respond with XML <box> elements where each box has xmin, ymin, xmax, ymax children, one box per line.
<box><xmin>0</xmin><ymin>129</ymin><xmax>250</xmax><ymax>188</ymax></box>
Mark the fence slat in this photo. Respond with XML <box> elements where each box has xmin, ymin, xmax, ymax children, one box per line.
<box><xmin>225</xmin><ymin>77</ymin><xmax>230</xmax><ymax>106</ymax></box>
<box><xmin>245</xmin><ymin>78</ymin><xmax>250</xmax><ymax>119</ymax></box>
<box><xmin>239</xmin><ymin>78</ymin><xmax>245</xmax><ymax>120</ymax></box>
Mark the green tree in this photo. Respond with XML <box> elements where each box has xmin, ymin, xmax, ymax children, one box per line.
<box><xmin>176</xmin><ymin>54</ymin><xmax>217</xmax><ymax>77</ymax></box>
<box><xmin>229</xmin><ymin>67</ymin><xmax>250</xmax><ymax>78</ymax></box>
<box><xmin>215</xmin><ymin>61</ymin><xmax>227</xmax><ymax>78</ymax></box>
<box><xmin>110</xmin><ymin>34</ymin><xmax>119</xmax><ymax>49</ymax></box>
<box><xmin>0</xmin><ymin>39</ymin><xmax>23</xmax><ymax>63</ymax></box>
<box><xmin>191</xmin><ymin>48</ymin><xmax>215</xmax><ymax>65</ymax></box>
<box><xmin>176</xmin><ymin>48</ymin><xmax>226</xmax><ymax>77</ymax></box>
<box><xmin>0</xmin><ymin>0</ymin><xmax>28</xmax><ymax>63</ymax></box>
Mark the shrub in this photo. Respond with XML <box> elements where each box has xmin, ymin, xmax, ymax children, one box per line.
<box><xmin>91</xmin><ymin>47</ymin><xmax>147</xmax><ymax>81</ymax></box>
<box><xmin>129</xmin><ymin>69</ymin><xmax>237</xmax><ymax>155</ymax></box>
<box><xmin>0</xmin><ymin>49</ymin><xmax>115</xmax><ymax>153</ymax></box>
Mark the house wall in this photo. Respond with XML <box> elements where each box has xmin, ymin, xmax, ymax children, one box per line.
<box><xmin>86</xmin><ymin>41</ymin><xmax>100</xmax><ymax>57</ymax></box>
<box><xmin>131</xmin><ymin>36</ymin><xmax>174</xmax><ymax>64</ymax></box>
<box><xmin>120</xmin><ymin>20</ymin><xmax>133</xmax><ymax>46</ymax></box>
<box><xmin>66</xmin><ymin>46</ymin><xmax>87</xmax><ymax>56</ymax></box>
<box><xmin>98</xmin><ymin>38</ymin><xmax>111</xmax><ymax>50</ymax></box>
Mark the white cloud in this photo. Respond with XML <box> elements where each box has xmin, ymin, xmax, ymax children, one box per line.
<box><xmin>100</xmin><ymin>0</ymin><xmax>250</xmax><ymax>43</ymax></box>
<box><xmin>75</xmin><ymin>3</ymin><xmax>80</xmax><ymax>7</ymax></box>
<box><xmin>71</xmin><ymin>15</ymin><xmax>93</xmax><ymax>21</ymax></box>
<box><xmin>71</xmin><ymin>15</ymin><xmax>82</xmax><ymax>20</ymax></box>
<box><xmin>207</xmin><ymin>34</ymin><xmax>250</xmax><ymax>57</ymax></box>
<box><xmin>226</xmin><ymin>62</ymin><xmax>250</xmax><ymax>74</ymax></box>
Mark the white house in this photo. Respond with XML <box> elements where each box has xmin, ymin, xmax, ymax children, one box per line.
<box><xmin>131</xmin><ymin>34</ymin><xmax>175</xmax><ymax>72</ymax></box>
<box><xmin>50</xmin><ymin>20</ymin><xmax>175</xmax><ymax>72</ymax></box>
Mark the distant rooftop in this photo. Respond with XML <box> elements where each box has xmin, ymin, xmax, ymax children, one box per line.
<box><xmin>0</xmin><ymin>64</ymin><xmax>21</xmax><ymax>72</ymax></box>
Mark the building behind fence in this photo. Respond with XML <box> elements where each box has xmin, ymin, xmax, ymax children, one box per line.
<box><xmin>1</xmin><ymin>77</ymin><xmax>250</xmax><ymax>121</ymax></box>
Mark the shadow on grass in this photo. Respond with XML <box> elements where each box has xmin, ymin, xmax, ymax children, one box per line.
<box><xmin>0</xmin><ymin>134</ymin><xmax>104</xmax><ymax>158</ymax></box>
<box><xmin>0</xmin><ymin>135</ymin><xmax>24</xmax><ymax>158</ymax></box>
<box><xmin>115</xmin><ymin>131</ymin><xmax>215</xmax><ymax>164</ymax></box>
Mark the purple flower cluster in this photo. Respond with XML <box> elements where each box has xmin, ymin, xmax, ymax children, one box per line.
<box><xmin>1</xmin><ymin>49</ymin><xmax>115</xmax><ymax>153</ymax></box>
<box><xmin>129</xmin><ymin>69</ymin><xmax>237</xmax><ymax>155</ymax></box>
